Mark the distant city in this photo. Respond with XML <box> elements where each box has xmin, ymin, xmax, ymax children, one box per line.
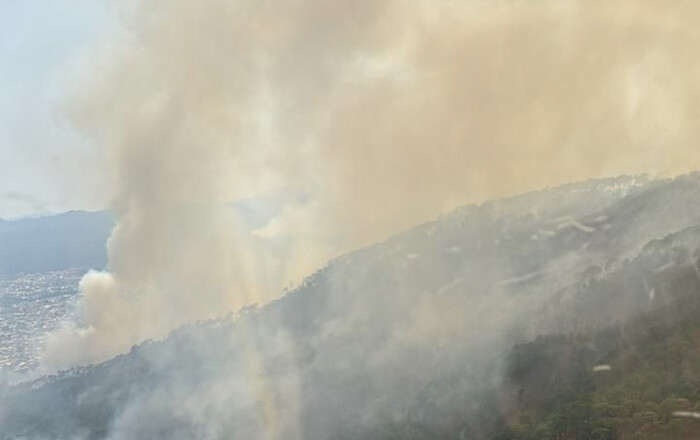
<box><xmin>0</xmin><ymin>269</ymin><xmax>83</xmax><ymax>371</ymax></box>
<box><xmin>0</xmin><ymin>211</ymin><xmax>112</xmax><ymax>371</ymax></box>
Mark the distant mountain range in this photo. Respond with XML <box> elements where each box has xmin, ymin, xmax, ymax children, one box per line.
<box><xmin>4</xmin><ymin>174</ymin><xmax>700</xmax><ymax>439</ymax></box>
<box><xmin>0</xmin><ymin>189</ymin><xmax>304</xmax><ymax>275</ymax></box>
<box><xmin>0</xmin><ymin>210</ymin><xmax>113</xmax><ymax>274</ymax></box>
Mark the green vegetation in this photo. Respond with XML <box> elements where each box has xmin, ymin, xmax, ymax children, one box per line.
<box><xmin>493</xmin><ymin>278</ymin><xmax>700</xmax><ymax>440</ymax></box>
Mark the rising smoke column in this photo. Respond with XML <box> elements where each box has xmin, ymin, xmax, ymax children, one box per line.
<box><xmin>45</xmin><ymin>0</ymin><xmax>700</xmax><ymax>368</ymax></box>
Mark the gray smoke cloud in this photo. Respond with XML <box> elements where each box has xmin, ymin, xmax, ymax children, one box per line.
<box><xmin>44</xmin><ymin>0</ymin><xmax>700</xmax><ymax>368</ymax></box>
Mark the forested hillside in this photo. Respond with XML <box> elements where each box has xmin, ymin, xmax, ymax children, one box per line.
<box><xmin>493</xmin><ymin>259</ymin><xmax>700</xmax><ymax>440</ymax></box>
<box><xmin>4</xmin><ymin>175</ymin><xmax>700</xmax><ymax>440</ymax></box>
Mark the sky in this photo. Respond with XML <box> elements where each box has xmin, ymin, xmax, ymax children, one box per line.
<box><xmin>0</xmin><ymin>0</ymin><xmax>117</xmax><ymax>219</ymax></box>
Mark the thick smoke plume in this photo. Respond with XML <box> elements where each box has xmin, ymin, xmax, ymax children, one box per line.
<box><xmin>45</xmin><ymin>0</ymin><xmax>700</xmax><ymax>368</ymax></box>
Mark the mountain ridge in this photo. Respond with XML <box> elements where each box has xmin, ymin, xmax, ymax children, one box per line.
<box><xmin>4</xmin><ymin>173</ymin><xmax>700</xmax><ymax>439</ymax></box>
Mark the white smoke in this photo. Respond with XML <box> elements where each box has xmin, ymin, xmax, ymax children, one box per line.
<box><xmin>44</xmin><ymin>0</ymin><xmax>700</xmax><ymax>368</ymax></box>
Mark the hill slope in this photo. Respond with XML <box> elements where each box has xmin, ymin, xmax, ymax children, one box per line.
<box><xmin>4</xmin><ymin>174</ymin><xmax>700</xmax><ymax>439</ymax></box>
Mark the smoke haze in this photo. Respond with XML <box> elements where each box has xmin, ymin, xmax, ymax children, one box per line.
<box><xmin>45</xmin><ymin>0</ymin><xmax>700</xmax><ymax>367</ymax></box>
